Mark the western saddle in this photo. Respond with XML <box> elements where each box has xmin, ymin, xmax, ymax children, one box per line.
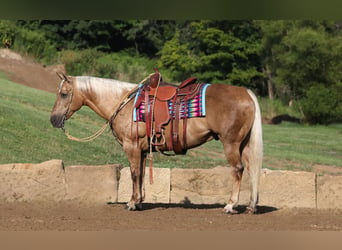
<box><xmin>134</xmin><ymin>69</ymin><xmax>202</xmax><ymax>154</ymax></box>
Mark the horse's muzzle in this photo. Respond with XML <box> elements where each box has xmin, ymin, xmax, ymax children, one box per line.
<box><xmin>50</xmin><ymin>114</ymin><xmax>65</xmax><ymax>128</ymax></box>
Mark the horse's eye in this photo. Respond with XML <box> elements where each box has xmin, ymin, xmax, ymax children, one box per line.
<box><xmin>60</xmin><ymin>93</ymin><xmax>68</xmax><ymax>98</ymax></box>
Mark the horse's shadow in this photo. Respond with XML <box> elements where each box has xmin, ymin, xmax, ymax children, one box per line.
<box><xmin>112</xmin><ymin>202</ymin><xmax>277</xmax><ymax>214</ymax></box>
<box><xmin>142</xmin><ymin>204</ymin><xmax>277</xmax><ymax>214</ymax></box>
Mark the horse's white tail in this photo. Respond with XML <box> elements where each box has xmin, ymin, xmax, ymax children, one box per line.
<box><xmin>246</xmin><ymin>89</ymin><xmax>263</xmax><ymax>211</ymax></box>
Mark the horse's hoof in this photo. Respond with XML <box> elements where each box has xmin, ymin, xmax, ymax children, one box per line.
<box><xmin>245</xmin><ymin>206</ymin><xmax>256</xmax><ymax>214</ymax></box>
<box><xmin>223</xmin><ymin>209</ymin><xmax>238</xmax><ymax>214</ymax></box>
<box><xmin>126</xmin><ymin>201</ymin><xmax>136</xmax><ymax>211</ymax></box>
<box><xmin>126</xmin><ymin>201</ymin><xmax>143</xmax><ymax>211</ymax></box>
<box><xmin>223</xmin><ymin>204</ymin><xmax>238</xmax><ymax>214</ymax></box>
<box><xmin>127</xmin><ymin>205</ymin><xmax>136</xmax><ymax>211</ymax></box>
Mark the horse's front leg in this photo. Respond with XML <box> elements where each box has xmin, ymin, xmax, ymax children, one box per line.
<box><xmin>124</xmin><ymin>143</ymin><xmax>147</xmax><ymax>211</ymax></box>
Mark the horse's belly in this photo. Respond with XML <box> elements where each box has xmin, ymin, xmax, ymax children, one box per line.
<box><xmin>154</xmin><ymin>117</ymin><xmax>212</xmax><ymax>151</ymax></box>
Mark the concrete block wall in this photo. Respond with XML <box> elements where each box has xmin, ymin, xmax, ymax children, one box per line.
<box><xmin>169</xmin><ymin>166</ymin><xmax>250</xmax><ymax>205</ymax></box>
<box><xmin>316</xmin><ymin>175</ymin><xmax>342</xmax><ymax>209</ymax></box>
<box><xmin>0</xmin><ymin>160</ymin><xmax>120</xmax><ymax>204</ymax></box>
<box><xmin>0</xmin><ymin>160</ymin><xmax>66</xmax><ymax>202</ymax></box>
<box><xmin>258</xmin><ymin>169</ymin><xmax>316</xmax><ymax>208</ymax></box>
<box><xmin>118</xmin><ymin>167</ymin><xmax>170</xmax><ymax>203</ymax></box>
<box><xmin>0</xmin><ymin>160</ymin><xmax>341</xmax><ymax>209</ymax></box>
<box><xmin>117</xmin><ymin>166</ymin><xmax>341</xmax><ymax>209</ymax></box>
<box><xmin>64</xmin><ymin>164</ymin><xmax>120</xmax><ymax>204</ymax></box>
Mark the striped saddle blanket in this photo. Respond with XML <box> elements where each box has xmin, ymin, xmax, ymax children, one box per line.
<box><xmin>133</xmin><ymin>83</ymin><xmax>210</xmax><ymax>122</ymax></box>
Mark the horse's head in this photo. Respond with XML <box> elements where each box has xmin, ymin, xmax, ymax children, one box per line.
<box><xmin>50</xmin><ymin>72</ymin><xmax>83</xmax><ymax>128</ymax></box>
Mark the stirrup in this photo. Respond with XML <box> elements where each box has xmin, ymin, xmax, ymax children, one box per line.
<box><xmin>150</xmin><ymin>132</ymin><xmax>166</xmax><ymax>146</ymax></box>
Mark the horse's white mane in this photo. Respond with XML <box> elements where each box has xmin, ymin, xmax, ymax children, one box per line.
<box><xmin>75</xmin><ymin>76</ymin><xmax>136</xmax><ymax>99</ymax></box>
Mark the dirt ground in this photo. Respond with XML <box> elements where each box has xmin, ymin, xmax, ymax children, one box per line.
<box><xmin>1</xmin><ymin>201</ymin><xmax>342</xmax><ymax>231</ymax></box>
<box><xmin>1</xmin><ymin>48</ymin><xmax>342</xmax><ymax>231</ymax></box>
<box><xmin>0</xmin><ymin>48</ymin><xmax>63</xmax><ymax>93</ymax></box>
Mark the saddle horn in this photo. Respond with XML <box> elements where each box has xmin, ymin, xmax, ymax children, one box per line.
<box><xmin>150</xmin><ymin>68</ymin><xmax>162</xmax><ymax>88</ymax></box>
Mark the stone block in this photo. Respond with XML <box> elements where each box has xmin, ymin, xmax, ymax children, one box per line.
<box><xmin>64</xmin><ymin>164</ymin><xmax>121</xmax><ymax>204</ymax></box>
<box><xmin>0</xmin><ymin>159</ymin><xmax>66</xmax><ymax>202</ymax></box>
<box><xmin>259</xmin><ymin>169</ymin><xmax>316</xmax><ymax>208</ymax></box>
<box><xmin>118</xmin><ymin>167</ymin><xmax>170</xmax><ymax>203</ymax></box>
<box><xmin>317</xmin><ymin>175</ymin><xmax>342</xmax><ymax>209</ymax></box>
<box><xmin>170</xmin><ymin>166</ymin><xmax>250</xmax><ymax>205</ymax></box>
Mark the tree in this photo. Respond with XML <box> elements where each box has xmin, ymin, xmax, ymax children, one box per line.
<box><xmin>0</xmin><ymin>20</ymin><xmax>17</xmax><ymax>48</ymax></box>
<box><xmin>259</xmin><ymin>20</ymin><xmax>342</xmax><ymax>123</ymax></box>
<box><xmin>158</xmin><ymin>20</ymin><xmax>263</xmax><ymax>91</ymax></box>
<box><xmin>122</xmin><ymin>20</ymin><xmax>176</xmax><ymax>57</ymax></box>
<box><xmin>301</xmin><ymin>84</ymin><xmax>342</xmax><ymax>124</ymax></box>
<box><xmin>16</xmin><ymin>20</ymin><xmax>133</xmax><ymax>52</ymax></box>
<box><xmin>15</xmin><ymin>20</ymin><xmax>177</xmax><ymax>58</ymax></box>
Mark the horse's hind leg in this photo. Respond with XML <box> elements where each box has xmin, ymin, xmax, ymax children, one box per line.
<box><xmin>222</xmin><ymin>142</ymin><xmax>244</xmax><ymax>214</ymax></box>
<box><xmin>242</xmin><ymin>145</ymin><xmax>259</xmax><ymax>214</ymax></box>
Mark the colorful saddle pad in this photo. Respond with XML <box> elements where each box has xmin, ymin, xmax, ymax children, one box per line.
<box><xmin>133</xmin><ymin>83</ymin><xmax>210</xmax><ymax>122</ymax></box>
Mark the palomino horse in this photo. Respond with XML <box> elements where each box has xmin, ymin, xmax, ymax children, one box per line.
<box><xmin>50</xmin><ymin>73</ymin><xmax>263</xmax><ymax>214</ymax></box>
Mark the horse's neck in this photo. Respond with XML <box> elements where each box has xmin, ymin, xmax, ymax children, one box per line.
<box><xmin>76</xmin><ymin>77</ymin><xmax>136</xmax><ymax>121</ymax></box>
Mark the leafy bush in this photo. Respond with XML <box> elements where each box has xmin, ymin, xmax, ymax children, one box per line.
<box><xmin>12</xmin><ymin>28</ymin><xmax>57</xmax><ymax>64</ymax></box>
<box><xmin>301</xmin><ymin>84</ymin><xmax>342</xmax><ymax>124</ymax></box>
<box><xmin>259</xmin><ymin>97</ymin><xmax>302</xmax><ymax>121</ymax></box>
<box><xmin>0</xmin><ymin>20</ymin><xmax>18</xmax><ymax>48</ymax></box>
<box><xmin>60</xmin><ymin>49</ymin><xmax>157</xmax><ymax>83</ymax></box>
<box><xmin>96</xmin><ymin>52</ymin><xmax>157</xmax><ymax>83</ymax></box>
<box><xmin>59</xmin><ymin>49</ymin><xmax>103</xmax><ymax>76</ymax></box>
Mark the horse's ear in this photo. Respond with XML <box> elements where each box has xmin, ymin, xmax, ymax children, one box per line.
<box><xmin>56</xmin><ymin>71</ymin><xmax>72</xmax><ymax>83</ymax></box>
<box><xmin>61</xmin><ymin>72</ymin><xmax>71</xmax><ymax>83</ymax></box>
<box><xmin>56</xmin><ymin>72</ymin><xmax>64</xmax><ymax>80</ymax></box>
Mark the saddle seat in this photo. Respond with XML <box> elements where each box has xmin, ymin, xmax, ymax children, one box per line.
<box><xmin>149</xmin><ymin>76</ymin><xmax>198</xmax><ymax>100</ymax></box>
<box><xmin>149</xmin><ymin>85</ymin><xmax>176</xmax><ymax>100</ymax></box>
<box><xmin>134</xmin><ymin>70</ymin><xmax>201</xmax><ymax>154</ymax></box>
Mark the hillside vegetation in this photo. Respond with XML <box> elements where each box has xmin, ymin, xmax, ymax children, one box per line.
<box><xmin>0</xmin><ymin>73</ymin><xmax>341</xmax><ymax>174</ymax></box>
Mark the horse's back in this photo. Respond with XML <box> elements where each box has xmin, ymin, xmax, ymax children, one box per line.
<box><xmin>206</xmin><ymin>84</ymin><xmax>253</xmax><ymax>105</ymax></box>
<box><xmin>205</xmin><ymin>84</ymin><xmax>255</xmax><ymax>139</ymax></box>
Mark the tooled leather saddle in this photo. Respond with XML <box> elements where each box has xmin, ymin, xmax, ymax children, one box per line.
<box><xmin>134</xmin><ymin>69</ymin><xmax>203</xmax><ymax>154</ymax></box>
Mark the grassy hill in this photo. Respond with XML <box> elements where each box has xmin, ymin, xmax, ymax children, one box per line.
<box><xmin>0</xmin><ymin>72</ymin><xmax>341</xmax><ymax>173</ymax></box>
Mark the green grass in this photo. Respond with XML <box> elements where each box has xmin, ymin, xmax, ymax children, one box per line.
<box><xmin>1</xmin><ymin>73</ymin><xmax>341</xmax><ymax>173</ymax></box>
<box><xmin>0</xmin><ymin>73</ymin><xmax>125</xmax><ymax>166</ymax></box>
<box><xmin>263</xmin><ymin>122</ymin><xmax>342</xmax><ymax>171</ymax></box>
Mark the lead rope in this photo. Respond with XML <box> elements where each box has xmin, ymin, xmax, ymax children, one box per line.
<box><xmin>148</xmin><ymin>73</ymin><xmax>162</xmax><ymax>184</ymax></box>
<box><xmin>62</xmin><ymin>122</ymin><xmax>109</xmax><ymax>142</ymax></box>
